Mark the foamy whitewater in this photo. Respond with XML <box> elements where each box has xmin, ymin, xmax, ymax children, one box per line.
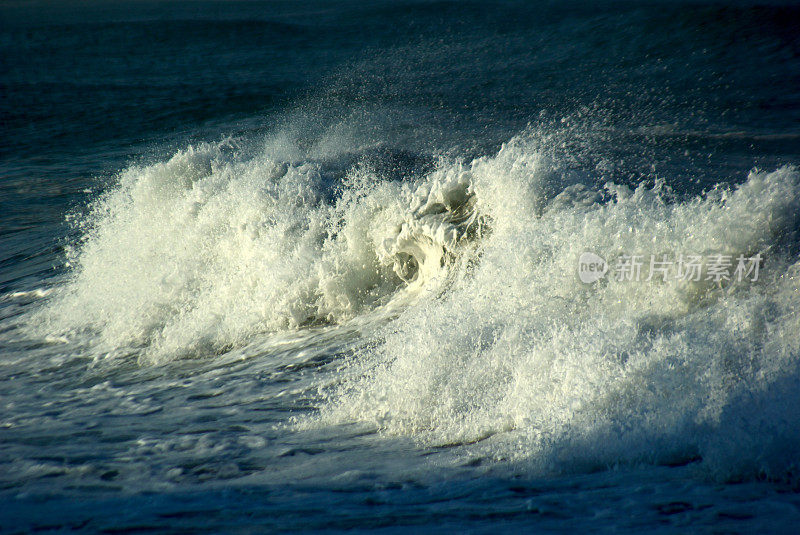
<box><xmin>3</xmin><ymin>1</ymin><xmax>800</xmax><ymax>531</ymax></box>
<box><xmin>23</xmin><ymin>129</ymin><xmax>800</xmax><ymax>480</ymax></box>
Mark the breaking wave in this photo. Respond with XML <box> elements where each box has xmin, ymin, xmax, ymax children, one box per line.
<box><xmin>30</xmin><ymin>135</ymin><xmax>484</xmax><ymax>359</ymax></box>
<box><xmin>28</xmin><ymin>129</ymin><xmax>800</xmax><ymax>483</ymax></box>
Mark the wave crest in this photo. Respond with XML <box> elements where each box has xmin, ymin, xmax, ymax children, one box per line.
<box><xmin>31</xmin><ymin>139</ymin><xmax>482</xmax><ymax>360</ymax></box>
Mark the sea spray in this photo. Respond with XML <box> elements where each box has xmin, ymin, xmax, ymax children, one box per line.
<box><xmin>313</xmin><ymin>136</ymin><xmax>800</xmax><ymax>483</ymax></box>
<box><xmin>28</xmin><ymin>129</ymin><xmax>800</xmax><ymax>484</ymax></box>
<box><xmin>30</xmin><ymin>140</ymin><xmax>479</xmax><ymax>361</ymax></box>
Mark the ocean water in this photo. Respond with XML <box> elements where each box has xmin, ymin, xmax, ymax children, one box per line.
<box><xmin>2</xmin><ymin>0</ymin><xmax>800</xmax><ymax>532</ymax></box>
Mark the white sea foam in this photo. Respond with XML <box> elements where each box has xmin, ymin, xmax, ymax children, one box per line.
<box><xmin>30</xmin><ymin>130</ymin><xmax>800</xmax><ymax>483</ymax></box>
<box><xmin>29</xmin><ymin>138</ymin><xmax>476</xmax><ymax>361</ymax></box>
<box><xmin>312</xmin><ymin>136</ymin><xmax>800</xmax><ymax>483</ymax></box>
<box><xmin>1</xmin><ymin>288</ymin><xmax>53</xmax><ymax>301</ymax></box>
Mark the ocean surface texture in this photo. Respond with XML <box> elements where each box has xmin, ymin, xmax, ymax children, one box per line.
<box><xmin>2</xmin><ymin>1</ymin><xmax>800</xmax><ymax>532</ymax></box>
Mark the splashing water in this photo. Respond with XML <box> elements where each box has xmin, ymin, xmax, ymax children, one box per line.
<box><xmin>24</xmin><ymin>129</ymin><xmax>800</xmax><ymax>487</ymax></box>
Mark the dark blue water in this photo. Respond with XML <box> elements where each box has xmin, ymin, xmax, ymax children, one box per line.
<box><xmin>2</xmin><ymin>1</ymin><xmax>800</xmax><ymax>532</ymax></box>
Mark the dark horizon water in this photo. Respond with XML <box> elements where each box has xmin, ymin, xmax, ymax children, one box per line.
<box><xmin>2</xmin><ymin>1</ymin><xmax>800</xmax><ymax>532</ymax></box>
